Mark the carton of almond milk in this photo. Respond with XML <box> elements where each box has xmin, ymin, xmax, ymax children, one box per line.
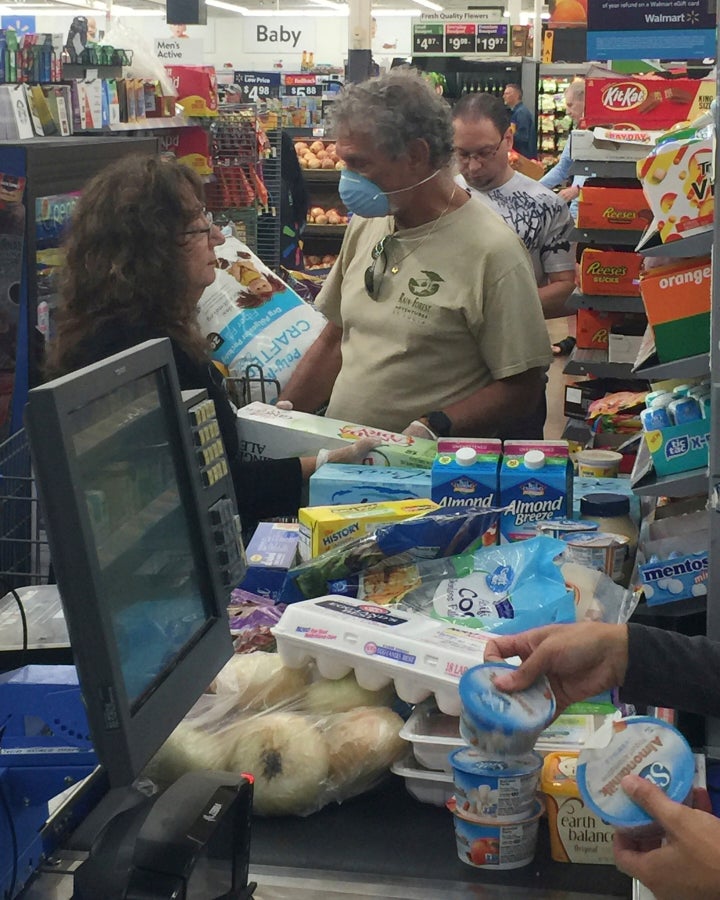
<box><xmin>499</xmin><ymin>441</ymin><xmax>573</xmax><ymax>543</ymax></box>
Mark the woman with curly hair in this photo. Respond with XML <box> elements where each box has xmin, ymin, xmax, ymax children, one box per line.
<box><xmin>46</xmin><ymin>153</ymin><xmax>370</xmax><ymax>525</ymax></box>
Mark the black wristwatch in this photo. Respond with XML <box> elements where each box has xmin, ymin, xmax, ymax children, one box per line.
<box><xmin>424</xmin><ymin>410</ymin><xmax>453</xmax><ymax>437</ymax></box>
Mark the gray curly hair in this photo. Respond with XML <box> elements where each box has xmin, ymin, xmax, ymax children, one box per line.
<box><xmin>328</xmin><ymin>67</ymin><xmax>454</xmax><ymax>167</ymax></box>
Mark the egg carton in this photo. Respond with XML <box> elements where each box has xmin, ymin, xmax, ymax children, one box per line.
<box><xmin>272</xmin><ymin>595</ymin><xmax>492</xmax><ymax>716</ymax></box>
<box><xmin>391</xmin><ymin>754</ymin><xmax>454</xmax><ymax>807</ymax></box>
<box><xmin>399</xmin><ymin>699</ymin><xmax>465</xmax><ymax>772</ymax></box>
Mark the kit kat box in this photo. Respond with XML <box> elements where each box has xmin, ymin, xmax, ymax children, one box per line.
<box><xmin>584</xmin><ymin>77</ymin><xmax>715</xmax><ymax>131</ymax></box>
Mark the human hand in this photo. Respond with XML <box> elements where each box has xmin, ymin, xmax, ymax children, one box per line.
<box><xmin>482</xmin><ymin>622</ymin><xmax>629</xmax><ymax>714</ymax></box>
<box><xmin>402</xmin><ymin>420</ymin><xmax>437</xmax><ymax>440</ymax></box>
<box><xmin>558</xmin><ymin>185</ymin><xmax>580</xmax><ymax>203</ymax></box>
<box><xmin>316</xmin><ymin>437</ymin><xmax>380</xmax><ymax>468</ymax></box>
<box><xmin>613</xmin><ymin>775</ymin><xmax>720</xmax><ymax>900</ymax></box>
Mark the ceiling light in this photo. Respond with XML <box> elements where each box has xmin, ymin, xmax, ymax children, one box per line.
<box><xmin>308</xmin><ymin>0</ymin><xmax>347</xmax><ymax>8</ymax></box>
<box><xmin>242</xmin><ymin>6</ymin><xmax>348</xmax><ymax>13</ymax></box>
<box><xmin>408</xmin><ymin>0</ymin><xmax>444</xmax><ymax>11</ymax></box>
<box><xmin>205</xmin><ymin>0</ymin><xmax>249</xmax><ymax>11</ymax></box>
<box><xmin>372</xmin><ymin>7</ymin><xmax>421</xmax><ymax>14</ymax></box>
<box><xmin>111</xmin><ymin>5</ymin><xmax>166</xmax><ymax>14</ymax></box>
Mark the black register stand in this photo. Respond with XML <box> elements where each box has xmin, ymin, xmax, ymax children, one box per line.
<box><xmin>250</xmin><ymin>775</ymin><xmax>632</xmax><ymax>898</ymax></box>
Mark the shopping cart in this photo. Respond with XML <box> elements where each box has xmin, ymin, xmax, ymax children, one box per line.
<box><xmin>0</xmin><ymin>428</ymin><xmax>51</xmax><ymax>589</ymax></box>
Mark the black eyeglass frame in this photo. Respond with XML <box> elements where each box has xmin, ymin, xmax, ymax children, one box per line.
<box><xmin>364</xmin><ymin>233</ymin><xmax>393</xmax><ymax>301</ymax></box>
<box><xmin>453</xmin><ymin>135</ymin><xmax>506</xmax><ymax>164</ymax></box>
<box><xmin>181</xmin><ymin>208</ymin><xmax>215</xmax><ymax>240</ymax></box>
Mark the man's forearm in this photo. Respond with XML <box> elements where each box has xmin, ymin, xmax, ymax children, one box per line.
<box><xmin>441</xmin><ymin>368</ymin><xmax>545</xmax><ymax>436</ymax></box>
<box><xmin>539</xmin><ymin>279</ymin><xmax>576</xmax><ymax>319</ymax></box>
<box><xmin>279</xmin><ymin>322</ymin><xmax>343</xmax><ymax>412</ymax></box>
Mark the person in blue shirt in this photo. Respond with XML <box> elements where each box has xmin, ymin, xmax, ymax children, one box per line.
<box><xmin>540</xmin><ymin>79</ymin><xmax>586</xmax><ymax>221</ymax></box>
<box><xmin>503</xmin><ymin>83</ymin><xmax>536</xmax><ymax>159</ymax></box>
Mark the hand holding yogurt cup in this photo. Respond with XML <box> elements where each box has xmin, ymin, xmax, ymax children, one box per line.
<box><xmin>482</xmin><ymin>622</ymin><xmax>630</xmax><ymax>715</ymax></box>
<box><xmin>614</xmin><ymin>774</ymin><xmax>720</xmax><ymax>900</ymax></box>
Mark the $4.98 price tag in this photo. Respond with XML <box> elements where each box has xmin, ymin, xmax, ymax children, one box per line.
<box><xmin>233</xmin><ymin>71</ymin><xmax>281</xmax><ymax>102</ymax></box>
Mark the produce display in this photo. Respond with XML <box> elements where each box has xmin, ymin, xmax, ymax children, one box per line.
<box><xmin>307</xmin><ymin>205</ymin><xmax>348</xmax><ymax>226</ymax></box>
<box><xmin>304</xmin><ymin>253</ymin><xmax>338</xmax><ymax>270</ymax></box>
<box><xmin>295</xmin><ymin>138</ymin><xmax>345</xmax><ymax>170</ymax></box>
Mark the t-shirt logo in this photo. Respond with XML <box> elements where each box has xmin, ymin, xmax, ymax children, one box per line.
<box><xmin>408</xmin><ymin>270</ymin><xmax>443</xmax><ymax>297</ymax></box>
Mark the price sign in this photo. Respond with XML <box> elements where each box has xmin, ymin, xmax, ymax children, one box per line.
<box><xmin>412</xmin><ymin>23</ymin><xmax>444</xmax><ymax>54</ymax></box>
<box><xmin>233</xmin><ymin>71</ymin><xmax>280</xmax><ymax>102</ymax></box>
<box><xmin>476</xmin><ymin>23</ymin><xmax>509</xmax><ymax>55</ymax></box>
<box><xmin>283</xmin><ymin>84</ymin><xmax>322</xmax><ymax>97</ymax></box>
<box><xmin>445</xmin><ymin>24</ymin><xmax>476</xmax><ymax>54</ymax></box>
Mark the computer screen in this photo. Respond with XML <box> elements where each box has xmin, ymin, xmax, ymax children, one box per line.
<box><xmin>25</xmin><ymin>339</ymin><xmax>234</xmax><ymax>787</ymax></box>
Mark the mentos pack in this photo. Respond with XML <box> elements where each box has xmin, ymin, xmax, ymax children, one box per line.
<box><xmin>499</xmin><ymin>441</ymin><xmax>572</xmax><ymax>543</ymax></box>
<box><xmin>431</xmin><ymin>440</ymin><xmax>501</xmax><ymax>513</ymax></box>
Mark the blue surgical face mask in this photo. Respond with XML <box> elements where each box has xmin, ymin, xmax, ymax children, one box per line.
<box><xmin>339</xmin><ymin>168</ymin><xmax>440</xmax><ymax>218</ymax></box>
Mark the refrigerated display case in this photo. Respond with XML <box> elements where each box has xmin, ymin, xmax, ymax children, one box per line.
<box><xmin>0</xmin><ymin>135</ymin><xmax>157</xmax><ymax>441</ymax></box>
<box><xmin>410</xmin><ymin>56</ymin><xmax>538</xmax><ymax>110</ymax></box>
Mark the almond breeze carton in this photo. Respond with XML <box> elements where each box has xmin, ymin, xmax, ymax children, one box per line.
<box><xmin>431</xmin><ymin>439</ymin><xmax>501</xmax><ymax>512</ymax></box>
<box><xmin>499</xmin><ymin>441</ymin><xmax>573</xmax><ymax>543</ymax></box>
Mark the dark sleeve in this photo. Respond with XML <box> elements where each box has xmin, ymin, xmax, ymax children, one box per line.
<box><xmin>281</xmin><ymin>130</ymin><xmax>309</xmax><ymax>226</ymax></box>
<box><xmin>229</xmin><ymin>455</ymin><xmax>303</xmax><ymax>523</ymax></box>
<box><xmin>620</xmin><ymin>623</ymin><xmax>720</xmax><ymax>717</ymax></box>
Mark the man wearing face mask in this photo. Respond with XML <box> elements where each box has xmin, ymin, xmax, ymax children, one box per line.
<box><xmin>280</xmin><ymin>68</ymin><xmax>552</xmax><ymax>440</ymax></box>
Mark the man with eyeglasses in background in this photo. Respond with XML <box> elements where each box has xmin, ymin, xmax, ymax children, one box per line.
<box><xmin>280</xmin><ymin>68</ymin><xmax>552</xmax><ymax>441</ymax></box>
<box><xmin>453</xmin><ymin>93</ymin><xmax>576</xmax><ymax>323</ymax></box>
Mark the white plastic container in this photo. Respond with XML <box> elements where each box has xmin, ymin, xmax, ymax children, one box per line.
<box><xmin>450</xmin><ymin>747</ymin><xmax>542</xmax><ymax>821</ymax></box>
<box><xmin>577</xmin><ymin>715</ymin><xmax>695</xmax><ymax>834</ymax></box>
<box><xmin>272</xmin><ymin>596</ymin><xmax>494</xmax><ymax>715</ymax></box>
<box><xmin>399</xmin><ymin>700</ymin><xmax>465</xmax><ymax>772</ymax></box>
<box><xmin>458</xmin><ymin>663</ymin><xmax>556</xmax><ymax>755</ymax></box>
<box><xmin>391</xmin><ymin>754</ymin><xmax>454</xmax><ymax>806</ymax></box>
<box><xmin>449</xmin><ymin>796</ymin><xmax>544</xmax><ymax>870</ymax></box>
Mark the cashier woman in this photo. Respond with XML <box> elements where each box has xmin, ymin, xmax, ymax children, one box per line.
<box><xmin>484</xmin><ymin>621</ymin><xmax>720</xmax><ymax>900</ymax></box>
<box><xmin>45</xmin><ymin>154</ymin><xmax>374</xmax><ymax>528</ymax></box>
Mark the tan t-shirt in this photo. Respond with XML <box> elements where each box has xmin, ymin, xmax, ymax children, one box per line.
<box><xmin>317</xmin><ymin>197</ymin><xmax>553</xmax><ymax>434</ymax></box>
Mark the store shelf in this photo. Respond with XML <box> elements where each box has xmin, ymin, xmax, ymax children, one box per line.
<box><xmin>563</xmin><ymin>346</ymin><xmax>644</xmax><ymax>379</ymax></box>
<box><xmin>570</xmin><ymin>227</ymin><xmax>645</xmax><ymax>247</ymax></box>
<box><xmin>304</xmin><ymin>169</ymin><xmax>341</xmax><ymax>182</ymax></box>
<box><xmin>638</xmin><ymin>230</ymin><xmax>713</xmax><ymax>258</ymax></box>
<box><xmin>107</xmin><ymin>116</ymin><xmax>190</xmax><ymax>132</ymax></box>
<box><xmin>570</xmin><ymin>159</ymin><xmax>640</xmax><ymax>179</ymax></box>
<box><xmin>630</xmin><ymin>437</ymin><xmax>708</xmax><ymax>498</ymax></box>
<box><xmin>568</xmin><ymin>290</ymin><xmax>644</xmax><ymax>313</ymax></box>
<box><xmin>304</xmin><ymin>223</ymin><xmax>347</xmax><ymax>237</ymax></box>
<box><xmin>633</xmin><ymin>352</ymin><xmax>710</xmax><ymax>381</ymax></box>
<box><xmin>63</xmin><ymin>64</ymin><xmax>122</xmax><ymax>80</ymax></box>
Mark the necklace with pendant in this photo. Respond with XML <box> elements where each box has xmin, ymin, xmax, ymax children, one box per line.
<box><xmin>388</xmin><ymin>184</ymin><xmax>458</xmax><ymax>275</ymax></box>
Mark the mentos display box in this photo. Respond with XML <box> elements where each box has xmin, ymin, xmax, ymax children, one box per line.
<box><xmin>431</xmin><ymin>439</ymin><xmax>501</xmax><ymax>512</ymax></box>
<box><xmin>639</xmin><ymin>257</ymin><xmax>710</xmax><ymax>363</ymax></box>
<box><xmin>239</xmin><ymin>522</ymin><xmax>300</xmax><ymax>601</ymax></box>
<box><xmin>297</xmin><ymin>498</ymin><xmax>437</xmax><ymax>560</ymax></box>
<box><xmin>584</xmin><ymin>77</ymin><xmax>715</xmax><ymax>131</ymax></box>
<box><xmin>499</xmin><ymin>441</ymin><xmax>572</xmax><ymax>543</ymax></box>
<box><xmin>309</xmin><ymin>464</ymin><xmax>431</xmax><ymax>507</ymax></box>
<box><xmin>639</xmin><ymin>551</ymin><xmax>708</xmax><ymax>607</ymax></box>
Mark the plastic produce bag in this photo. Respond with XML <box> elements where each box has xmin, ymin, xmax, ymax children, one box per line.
<box><xmin>196</xmin><ymin>236</ymin><xmax>326</xmax><ymax>401</ymax></box>
<box><xmin>389</xmin><ymin>537</ymin><xmax>576</xmax><ymax>634</ymax></box>
<box><xmin>279</xmin><ymin>507</ymin><xmax>502</xmax><ymax>603</ymax></box>
<box><xmin>143</xmin><ymin>651</ymin><xmax>406</xmax><ymax>817</ymax></box>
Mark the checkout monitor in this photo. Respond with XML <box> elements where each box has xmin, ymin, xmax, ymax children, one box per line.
<box><xmin>24</xmin><ymin>338</ymin><xmax>235</xmax><ymax>788</ymax></box>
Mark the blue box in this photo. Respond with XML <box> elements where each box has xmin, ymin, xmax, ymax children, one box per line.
<box><xmin>309</xmin><ymin>464</ymin><xmax>431</xmax><ymax>507</ymax></box>
<box><xmin>639</xmin><ymin>551</ymin><xmax>708</xmax><ymax>607</ymax></box>
<box><xmin>239</xmin><ymin>522</ymin><xmax>300</xmax><ymax>601</ymax></box>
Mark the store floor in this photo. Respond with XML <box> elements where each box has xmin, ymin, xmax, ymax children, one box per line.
<box><xmin>545</xmin><ymin>317</ymin><xmax>575</xmax><ymax>441</ymax></box>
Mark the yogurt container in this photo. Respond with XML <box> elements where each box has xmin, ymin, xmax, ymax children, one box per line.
<box><xmin>577</xmin><ymin>715</ymin><xmax>695</xmax><ymax>834</ymax></box>
<box><xmin>459</xmin><ymin>663</ymin><xmax>556</xmax><ymax>755</ymax></box>
<box><xmin>450</xmin><ymin>746</ymin><xmax>542</xmax><ymax>821</ymax></box>
<box><xmin>536</xmin><ymin>518</ymin><xmax>599</xmax><ymax>539</ymax></box>
<box><xmin>561</xmin><ymin>531</ymin><xmax>630</xmax><ymax>584</ymax></box>
<box><xmin>575</xmin><ymin>449</ymin><xmax>622</xmax><ymax>478</ymax></box>
<box><xmin>449</xmin><ymin>796</ymin><xmax>544</xmax><ymax>870</ymax></box>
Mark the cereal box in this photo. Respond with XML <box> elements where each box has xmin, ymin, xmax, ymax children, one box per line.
<box><xmin>636</xmin><ymin>134</ymin><xmax>713</xmax><ymax>248</ymax></box>
<box><xmin>584</xmin><ymin>77</ymin><xmax>715</xmax><ymax>131</ymax></box>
